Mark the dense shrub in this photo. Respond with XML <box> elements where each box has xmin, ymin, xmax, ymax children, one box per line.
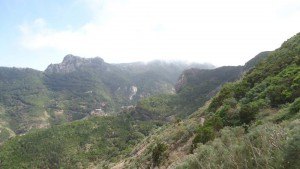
<box><xmin>216</xmin><ymin>104</ymin><xmax>240</xmax><ymax>126</ymax></box>
<box><xmin>208</xmin><ymin>83</ymin><xmax>234</xmax><ymax>112</ymax></box>
<box><xmin>191</xmin><ymin>126</ymin><xmax>215</xmax><ymax>152</ymax></box>
<box><xmin>176</xmin><ymin>123</ymin><xmax>289</xmax><ymax>169</ymax></box>
<box><xmin>152</xmin><ymin>142</ymin><xmax>168</xmax><ymax>166</ymax></box>
<box><xmin>204</xmin><ymin>115</ymin><xmax>223</xmax><ymax>131</ymax></box>
<box><xmin>289</xmin><ymin>98</ymin><xmax>300</xmax><ymax>115</ymax></box>
<box><xmin>0</xmin><ymin>115</ymin><xmax>149</xmax><ymax>169</ymax></box>
<box><xmin>233</xmin><ymin>81</ymin><xmax>250</xmax><ymax>100</ymax></box>
<box><xmin>239</xmin><ymin>103</ymin><xmax>259</xmax><ymax>124</ymax></box>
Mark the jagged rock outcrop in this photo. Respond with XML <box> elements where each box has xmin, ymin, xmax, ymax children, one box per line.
<box><xmin>45</xmin><ymin>54</ymin><xmax>105</xmax><ymax>74</ymax></box>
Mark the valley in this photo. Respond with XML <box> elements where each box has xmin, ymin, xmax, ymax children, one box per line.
<box><xmin>0</xmin><ymin>33</ymin><xmax>299</xmax><ymax>169</ymax></box>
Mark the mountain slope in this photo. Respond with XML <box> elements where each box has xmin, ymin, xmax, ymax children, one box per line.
<box><xmin>117</xmin><ymin>33</ymin><xmax>300</xmax><ymax>169</ymax></box>
<box><xmin>131</xmin><ymin>52</ymin><xmax>270</xmax><ymax>121</ymax></box>
<box><xmin>0</xmin><ymin>68</ymin><xmax>50</xmax><ymax>139</ymax></box>
<box><xmin>0</xmin><ymin>38</ymin><xmax>282</xmax><ymax>169</ymax></box>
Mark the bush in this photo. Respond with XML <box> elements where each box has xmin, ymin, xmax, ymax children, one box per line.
<box><xmin>204</xmin><ymin>115</ymin><xmax>223</xmax><ymax>131</ymax></box>
<box><xmin>233</xmin><ymin>81</ymin><xmax>250</xmax><ymax>100</ymax></box>
<box><xmin>239</xmin><ymin>103</ymin><xmax>259</xmax><ymax>124</ymax></box>
<box><xmin>289</xmin><ymin>98</ymin><xmax>300</xmax><ymax>115</ymax></box>
<box><xmin>216</xmin><ymin>104</ymin><xmax>240</xmax><ymax>126</ymax></box>
<box><xmin>208</xmin><ymin>83</ymin><xmax>234</xmax><ymax>112</ymax></box>
<box><xmin>152</xmin><ymin>142</ymin><xmax>168</xmax><ymax>166</ymax></box>
<box><xmin>191</xmin><ymin>126</ymin><xmax>215</xmax><ymax>152</ymax></box>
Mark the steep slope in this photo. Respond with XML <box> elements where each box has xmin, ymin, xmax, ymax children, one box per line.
<box><xmin>174</xmin><ymin>51</ymin><xmax>271</xmax><ymax>108</ymax></box>
<box><xmin>117</xmin><ymin>33</ymin><xmax>300</xmax><ymax>169</ymax></box>
<box><xmin>243</xmin><ymin>51</ymin><xmax>270</xmax><ymax>71</ymax></box>
<box><xmin>131</xmin><ymin>52</ymin><xmax>270</xmax><ymax>121</ymax></box>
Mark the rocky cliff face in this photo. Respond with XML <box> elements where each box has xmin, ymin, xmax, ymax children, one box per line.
<box><xmin>45</xmin><ymin>54</ymin><xmax>105</xmax><ymax>74</ymax></box>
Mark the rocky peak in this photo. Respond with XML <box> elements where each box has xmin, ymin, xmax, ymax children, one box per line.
<box><xmin>62</xmin><ymin>54</ymin><xmax>82</xmax><ymax>63</ymax></box>
<box><xmin>45</xmin><ymin>54</ymin><xmax>105</xmax><ymax>74</ymax></box>
<box><xmin>62</xmin><ymin>54</ymin><xmax>104</xmax><ymax>65</ymax></box>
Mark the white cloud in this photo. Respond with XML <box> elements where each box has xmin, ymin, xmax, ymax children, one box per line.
<box><xmin>19</xmin><ymin>0</ymin><xmax>300</xmax><ymax>66</ymax></box>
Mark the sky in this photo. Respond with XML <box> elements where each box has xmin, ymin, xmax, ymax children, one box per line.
<box><xmin>0</xmin><ymin>0</ymin><xmax>299</xmax><ymax>70</ymax></box>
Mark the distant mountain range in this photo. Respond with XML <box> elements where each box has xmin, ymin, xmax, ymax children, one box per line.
<box><xmin>0</xmin><ymin>56</ymin><xmax>213</xmax><ymax>137</ymax></box>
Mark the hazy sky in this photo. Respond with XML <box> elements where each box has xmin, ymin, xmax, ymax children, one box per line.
<box><xmin>0</xmin><ymin>0</ymin><xmax>299</xmax><ymax>70</ymax></box>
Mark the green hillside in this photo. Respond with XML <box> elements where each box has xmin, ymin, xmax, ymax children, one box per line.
<box><xmin>131</xmin><ymin>52</ymin><xmax>270</xmax><ymax>121</ymax></box>
<box><xmin>0</xmin><ymin>68</ymin><xmax>50</xmax><ymax>141</ymax></box>
<box><xmin>118</xmin><ymin>33</ymin><xmax>300</xmax><ymax>168</ymax></box>
<box><xmin>0</xmin><ymin>114</ymin><xmax>160</xmax><ymax>168</ymax></box>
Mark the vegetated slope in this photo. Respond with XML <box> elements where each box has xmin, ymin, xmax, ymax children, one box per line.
<box><xmin>0</xmin><ymin>45</ymin><xmax>277</xmax><ymax>168</ymax></box>
<box><xmin>0</xmin><ymin>68</ymin><xmax>50</xmax><ymax>141</ymax></box>
<box><xmin>0</xmin><ymin>114</ymin><xmax>162</xmax><ymax>169</ymax></box>
<box><xmin>131</xmin><ymin>51</ymin><xmax>270</xmax><ymax>121</ymax></box>
<box><xmin>0</xmin><ymin>56</ymin><xmax>213</xmax><ymax>143</ymax></box>
<box><xmin>115</xmin><ymin>33</ymin><xmax>300</xmax><ymax>168</ymax></box>
<box><xmin>243</xmin><ymin>51</ymin><xmax>270</xmax><ymax>71</ymax></box>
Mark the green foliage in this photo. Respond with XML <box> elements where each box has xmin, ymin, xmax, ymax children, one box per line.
<box><xmin>243</xmin><ymin>51</ymin><xmax>270</xmax><ymax>71</ymax></box>
<box><xmin>180</xmin><ymin>32</ymin><xmax>300</xmax><ymax>168</ymax></box>
<box><xmin>204</xmin><ymin>115</ymin><xmax>223</xmax><ymax>131</ymax></box>
<box><xmin>152</xmin><ymin>142</ymin><xmax>168</xmax><ymax>166</ymax></box>
<box><xmin>0</xmin><ymin>68</ymin><xmax>50</xmax><ymax>135</ymax></box>
<box><xmin>276</xmin><ymin>98</ymin><xmax>300</xmax><ymax>122</ymax></box>
<box><xmin>208</xmin><ymin>83</ymin><xmax>235</xmax><ymax>112</ymax></box>
<box><xmin>177</xmin><ymin>122</ymin><xmax>290</xmax><ymax>169</ymax></box>
<box><xmin>207</xmin><ymin>33</ymin><xmax>300</xmax><ymax>126</ymax></box>
<box><xmin>239</xmin><ymin>103</ymin><xmax>259</xmax><ymax>124</ymax></box>
<box><xmin>0</xmin><ymin>115</ymin><xmax>151</xmax><ymax>169</ymax></box>
<box><xmin>137</xmin><ymin>94</ymin><xmax>175</xmax><ymax>117</ymax></box>
<box><xmin>0</xmin><ymin>128</ymin><xmax>10</xmax><ymax>143</ymax></box>
<box><xmin>289</xmin><ymin>98</ymin><xmax>300</xmax><ymax>115</ymax></box>
<box><xmin>194</xmin><ymin>126</ymin><xmax>215</xmax><ymax>144</ymax></box>
<box><xmin>175</xmin><ymin>65</ymin><xmax>245</xmax><ymax>116</ymax></box>
<box><xmin>233</xmin><ymin>81</ymin><xmax>250</xmax><ymax>100</ymax></box>
<box><xmin>191</xmin><ymin>126</ymin><xmax>215</xmax><ymax>152</ymax></box>
<box><xmin>125</xmin><ymin>33</ymin><xmax>300</xmax><ymax>168</ymax></box>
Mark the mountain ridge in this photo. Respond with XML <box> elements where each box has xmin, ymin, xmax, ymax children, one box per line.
<box><xmin>0</xmin><ymin>56</ymin><xmax>215</xmax><ymax>141</ymax></box>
